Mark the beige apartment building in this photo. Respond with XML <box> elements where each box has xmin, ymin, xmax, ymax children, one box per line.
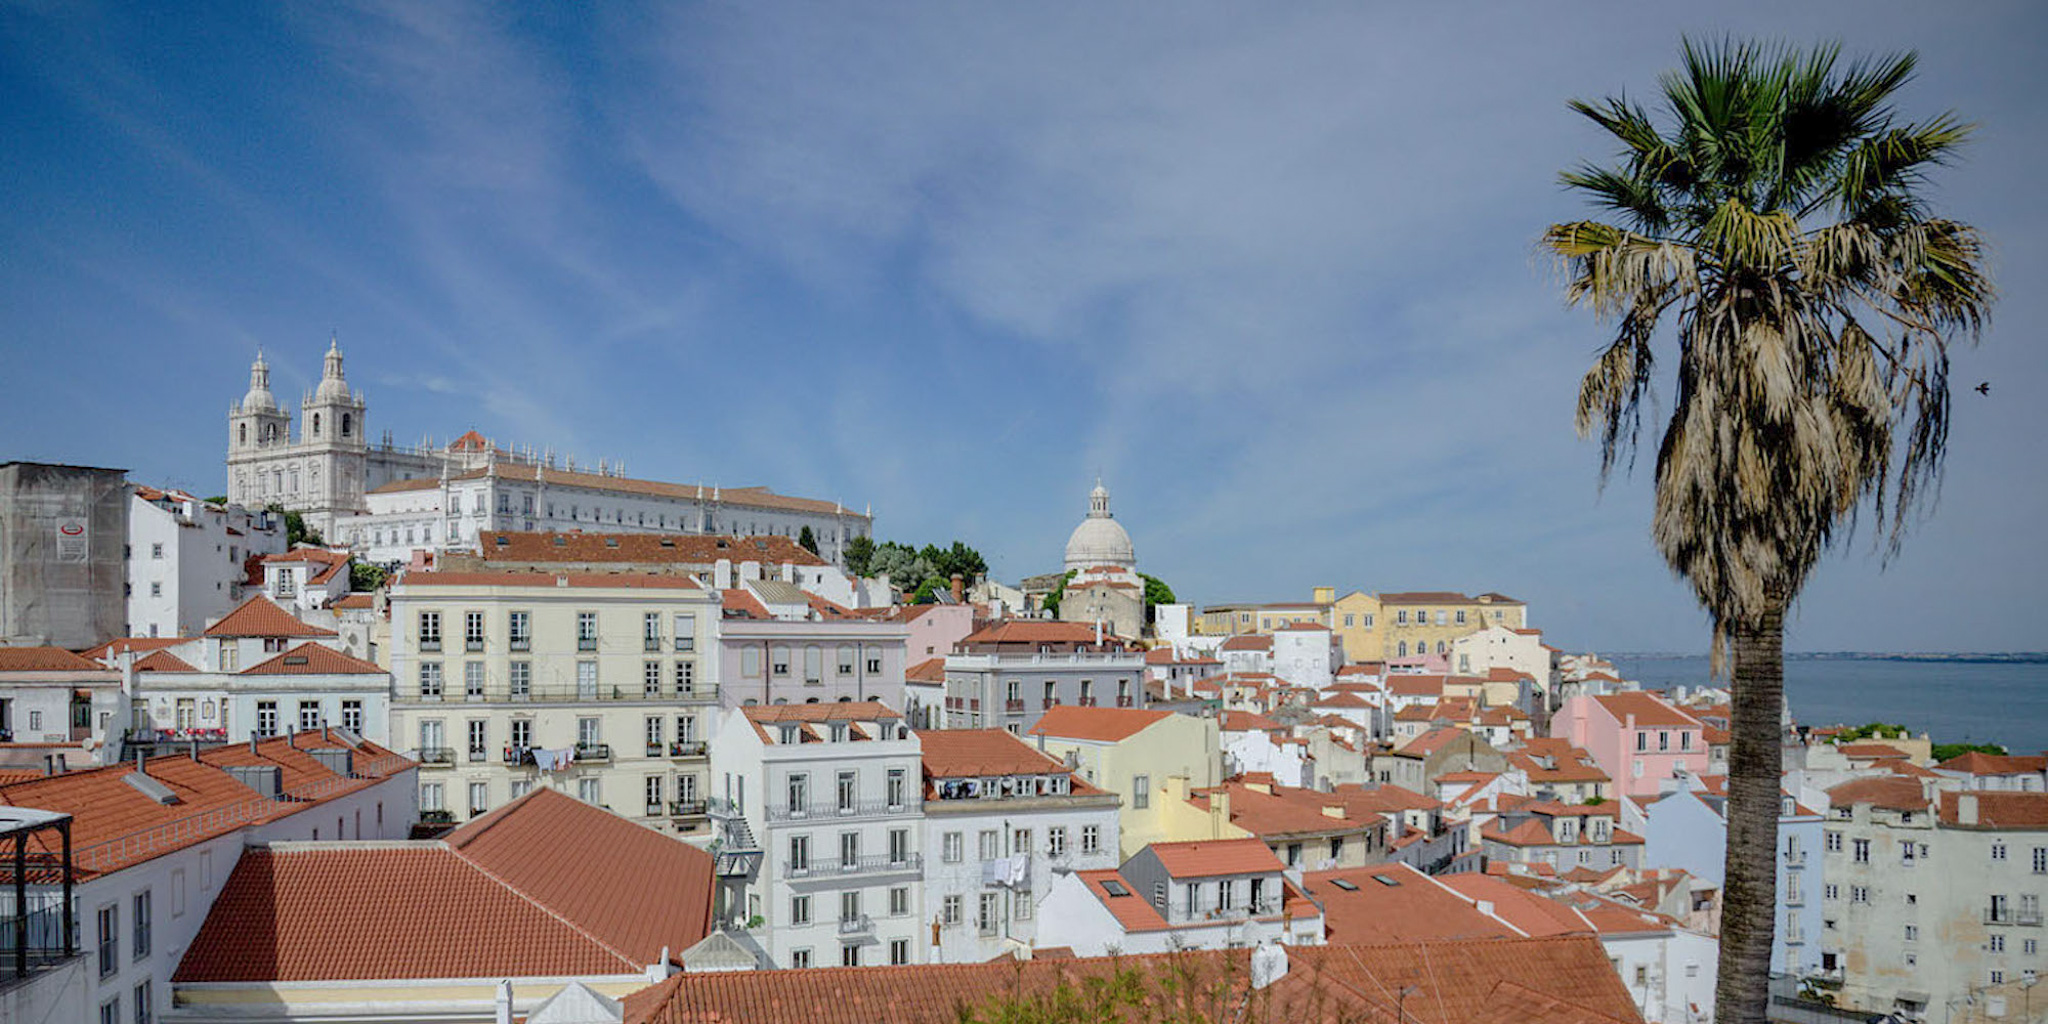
<box><xmin>388</xmin><ymin>571</ymin><xmax>721</xmax><ymax>836</ymax></box>
<box><xmin>1325</xmin><ymin>590</ymin><xmax>1527</xmax><ymax>663</ymax></box>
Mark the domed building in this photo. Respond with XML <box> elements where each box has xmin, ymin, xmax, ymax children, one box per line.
<box><xmin>1056</xmin><ymin>481</ymin><xmax>1145</xmax><ymax>639</ymax></box>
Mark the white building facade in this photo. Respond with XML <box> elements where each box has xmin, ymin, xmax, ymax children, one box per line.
<box><xmin>388</xmin><ymin>573</ymin><xmax>722</xmax><ymax>835</ymax></box>
<box><xmin>126</xmin><ymin>487</ymin><xmax>285</xmax><ymax>639</ymax></box>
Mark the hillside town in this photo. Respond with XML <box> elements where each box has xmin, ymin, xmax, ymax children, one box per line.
<box><xmin>0</xmin><ymin>348</ymin><xmax>2039</xmax><ymax>1024</ymax></box>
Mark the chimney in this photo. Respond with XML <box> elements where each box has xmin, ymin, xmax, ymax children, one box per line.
<box><xmin>190</xmin><ymin>739</ymin><xmax>200</xmax><ymax>762</ymax></box>
<box><xmin>1209</xmin><ymin>787</ymin><xmax>1232</xmax><ymax>837</ymax></box>
<box><xmin>251</xmin><ymin>731</ymin><xmax>260</xmax><ymax>756</ymax></box>
<box><xmin>135</xmin><ymin>750</ymin><xmax>147</xmax><ymax>776</ymax></box>
<box><xmin>1250</xmin><ymin>941</ymin><xmax>1289</xmax><ymax>989</ymax></box>
<box><xmin>286</xmin><ymin>731</ymin><xmax>297</xmax><ymax>750</ymax></box>
<box><xmin>715</xmin><ymin>559</ymin><xmax>733</xmax><ymax>590</ymax></box>
<box><xmin>950</xmin><ymin>573</ymin><xmax>964</xmax><ymax>604</ymax></box>
<box><xmin>1958</xmin><ymin>793</ymin><xmax>1980</xmax><ymax>826</ymax></box>
<box><xmin>494</xmin><ymin>979</ymin><xmax>514</xmax><ymax>1024</ymax></box>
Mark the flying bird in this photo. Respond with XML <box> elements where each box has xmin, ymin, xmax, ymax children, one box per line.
<box><xmin>1975</xmin><ymin>382</ymin><xmax>1991</xmax><ymax>396</ymax></box>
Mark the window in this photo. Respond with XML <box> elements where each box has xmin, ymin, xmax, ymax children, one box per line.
<box><xmin>149</xmin><ymin>581</ymin><xmax>161</xmax><ymax>598</ymax></box>
<box><xmin>421</xmin><ymin>782</ymin><xmax>444</xmax><ymax>811</ymax></box>
<box><xmin>578</xmin><ymin>778</ymin><xmax>600</xmax><ymax>803</ymax></box>
<box><xmin>132</xmin><ymin>891</ymin><xmax>151</xmax><ymax>960</ymax></box>
<box><xmin>464</xmin><ymin>611</ymin><xmax>484</xmax><ymax>650</ymax></box>
<box><xmin>1133</xmin><ymin>774</ymin><xmax>1150</xmax><ymax>810</ymax></box>
<box><xmin>467</xmin><ymin>720</ymin><xmax>488</xmax><ymax>761</ymax></box>
<box><xmin>674</xmin><ymin>660</ymin><xmax>694</xmax><ymax>694</ymax></box>
<box><xmin>1049</xmin><ymin>827</ymin><xmax>1068</xmax><ymax>857</ymax></box>
<box><xmin>887</xmin><ymin>768</ymin><xmax>907</xmax><ymax>808</ymax></box>
<box><xmin>839</xmin><ymin>832</ymin><xmax>860</xmax><ymax>869</ymax></box>
<box><xmin>789</xmin><ymin>835</ymin><xmax>810</xmax><ymax>873</ymax></box>
<box><xmin>890</xmin><ymin>938</ymin><xmax>910</xmax><ymax>965</ymax></box>
<box><xmin>1825</xmin><ymin>831</ymin><xmax>1842</xmax><ymax>853</ymax></box>
<box><xmin>943</xmin><ymin>832</ymin><xmax>963</xmax><ymax>863</ymax></box>
<box><xmin>979</xmin><ymin>830</ymin><xmax>1000</xmax><ymax>860</ymax></box>
<box><xmin>978</xmin><ymin>892</ymin><xmax>999</xmax><ymax>935</ymax></box>
<box><xmin>644</xmin><ymin>612</ymin><xmax>662</xmax><ymax>651</ymax></box>
<box><xmin>838</xmin><ymin>771</ymin><xmax>857</xmax><ymax>813</ymax></box>
<box><xmin>1853</xmin><ymin>839</ymin><xmax>1870</xmax><ymax>864</ymax></box>
<box><xmin>889</xmin><ymin>828</ymin><xmax>910</xmax><ymax>865</ymax></box>
<box><xmin>419</xmin><ymin>662</ymin><xmax>444</xmax><ymax>700</ymax></box>
<box><xmin>256</xmin><ymin>701</ymin><xmax>278</xmax><ymax>736</ymax></box>
<box><xmin>469</xmin><ymin>782</ymin><xmax>488</xmax><ymax>817</ymax></box>
<box><xmin>942</xmin><ymin>895</ymin><xmax>963</xmax><ymax>925</ymax></box>
<box><xmin>1455</xmin><ymin>609</ymin><xmax>1466</xmax><ymax>624</ymax></box>
<box><xmin>133</xmin><ymin>980</ymin><xmax>153</xmax><ymax>1024</ymax></box>
<box><xmin>341</xmin><ymin>700</ymin><xmax>363</xmax><ymax>733</ymax></box>
<box><xmin>464</xmin><ymin>662</ymin><xmax>485</xmax><ymax>700</ymax></box>
<box><xmin>791</xmin><ymin>948</ymin><xmax>812</xmax><ymax>969</ymax></box>
<box><xmin>1993</xmin><ymin>842</ymin><xmax>2008</xmax><ymax>862</ymax></box>
<box><xmin>1081</xmin><ymin>825</ymin><xmax>1100</xmax><ymax>854</ymax></box>
<box><xmin>1824</xmin><ymin>884</ymin><xmax>1839</xmax><ymax>901</ymax></box>
<box><xmin>576</xmin><ymin>717</ymin><xmax>601</xmax><ymax>748</ymax></box>
<box><xmin>644</xmin><ymin>776</ymin><xmax>663</xmax><ymax>816</ymax></box>
<box><xmin>772</xmin><ymin>646</ymin><xmax>790</xmax><ymax>676</ymax></box>
<box><xmin>840</xmin><ymin>890</ymin><xmax>861</xmax><ymax>925</ymax></box>
<box><xmin>508</xmin><ymin>611</ymin><xmax>531</xmax><ymax>650</ymax></box>
<box><xmin>101</xmin><ymin>998</ymin><xmax>119</xmax><ymax>1024</ymax></box>
<box><xmin>672</xmin><ymin>614</ymin><xmax>695</xmax><ymax>652</ymax></box>
<box><xmin>1905</xmin><ymin>925</ymin><xmax>1919</xmax><ymax>941</ymax></box>
<box><xmin>841</xmin><ymin>944</ymin><xmax>860</xmax><ymax>968</ymax></box>
<box><xmin>790</xmin><ymin>894</ymin><xmax>811</xmax><ymax>926</ymax></box>
<box><xmin>98</xmin><ymin>903</ymin><xmax>119</xmax><ymax>976</ymax></box>
<box><xmin>1850</xmin><ymin>886</ymin><xmax>1869</xmax><ymax>904</ymax></box>
<box><xmin>644</xmin><ymin>661</ymin><xmax>662</xmax><ymax>698</ymax></box>
<box><xmin>1681</xmin><ymin>731</ymin><xmax>1693</xmax><ymax>751</ymax></box>
<box><xmin>1990</xmin><ymin>934</ymin><xmax>2004</xmax><ymax>952</ymax></box>
<box><xmin>2035</xmin><ymin>847</ymin><xmax>2047</xmax><ymax>874</ymax></box>
<box><xmin>576</xmin><ymin>612</ymin><xmax>597</xmax><ymax>651</ymax></box>
<box><xmin>889</xmin><ymin>887</ymin><xmax>910</xmax><ymax>916</ymax></box>
<box><xmin>577</xmin><ymin>661</ymin><xmax>597</xmax><ymax>699</ymax></box>
<box><xmin>418</xmin><ymin>611</ymin><xmax>441</xmax><ymax>650</ymax></box>
<box><xmin>867</xmin><ymin>654</ymin><xmax>882</xmax><ymax>673</ymax></box>
<box><xmin>1635</xmin><ymin>732</ymin><xmax>1648</xmax><ymax>752</ymax></box>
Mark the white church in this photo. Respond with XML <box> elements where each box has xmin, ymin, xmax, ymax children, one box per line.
<box><xmin>225</xmin><ymin>343</ymin><xmax>873</xmax><ymax>564</ymax></box>
<box><xmin>1055</xmin><ymin>481</ymin><xmax>1146</xmax><ymax>639</ymax></box>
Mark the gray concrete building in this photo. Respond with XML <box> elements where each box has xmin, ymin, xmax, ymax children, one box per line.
<box><xmin>1</xmin><ymin>462</ymin><xmax>129</xmax><ymax>648</ymax></box>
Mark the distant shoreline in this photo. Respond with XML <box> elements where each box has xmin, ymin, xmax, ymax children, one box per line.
<box><xmin>1609</xmin><ymin>651</ymin><xmax>2048</xmax><ymax>665</ymax></box>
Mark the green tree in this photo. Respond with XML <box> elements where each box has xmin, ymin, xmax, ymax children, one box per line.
<box><xmin>844</xmin><ymin>535</ymin><xmax>876</xmax><ymax>576</ymax></box>
<box><xmin>1544</xmin><ymin>40</ymin><xmax>1991</xmax><ymax>1023</ymax></box>
<box><xmin>1931</xmin><ymin>741</ymin><xmax>2006</xmax><ymax>762</ymax></box>
<box><xmin>1139</xmin><ymin>574</ymin><xmax>1176</xmax><ymax>607</ymax></box>
<box><xmin>268</xmin><ymin>504</ymin><xmax>325</xmax><ymax>547</ymax></box>
<box><xmin>797</xmin><ymin>525</ymin><xmax>820</xmax><ymax>556</ymax></box>
<box><xmin>349</xmin><ymin>562</ymin><xmax>388</xmax><ymax>593</ymax></box>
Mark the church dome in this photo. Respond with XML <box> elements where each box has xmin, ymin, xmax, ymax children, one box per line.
<box><xmin>1064</xmin><ymin>480</ymin><xmax>1136</xmax><ymax>571</ymax></box>
<box><xmin>313</xmin><ymin>338</ymin><xmax>353</xmax><ymax>403</ymax></box>
<box><xmin>240</xmin><ymin>352</ymin><xmax>279</xmax><ymax>413</ymax></box>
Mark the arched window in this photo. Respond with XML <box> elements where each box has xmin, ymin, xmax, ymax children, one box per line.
<box><xmin>341</xmin><ymin>412</ymin><xmax>352</xmax><ymax>437</ymax></box>
<box><xmin>1397</xmin><ymin>641</ymin><xmax>1408</xmax><ymax>657</ymax></box>
<box><xmin>312</xmin><ymin>413</ymin><xmax>321</xmax><ymax>436</ymax></box>
<box><xmin>1436</xmin><ymin>641</ymin><xmax>1447</xmax><ymax>655</ymax></box>
<box><xmin>239</xmin><ymin>423</ymin><xmax>248</xmax><ymax>444</ymax></box>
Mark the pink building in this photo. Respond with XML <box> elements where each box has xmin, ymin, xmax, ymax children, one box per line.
<box><xmin>891</xmin><ymin>602</ymin><xmax>979</xmax><ymax>661</ymax></box>
<box><xmin>1552</xmin><ymin>691</ymin><xmax>1705</xmax><ymax>798</ymax></box>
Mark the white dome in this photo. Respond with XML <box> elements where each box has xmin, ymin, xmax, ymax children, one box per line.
<box><xmin>314</xmin><ymin>338</ymin><xmax>353</xmax><ymax>403</ymax></box>
<box><xmin>1064</xmin><ymin>480</ymin><xmax>1136</xmax><ymax>571</ymax></box>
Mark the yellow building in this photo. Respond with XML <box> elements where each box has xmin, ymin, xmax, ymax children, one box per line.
<box><xmin>1196</xmin><ymin>602</ymin><xmax>1327</xmax><ymax>636</ymax></box>
<box><xmin>1027</xmin><ymin>706</ymin><xmax>1222</xmax><ymax>858</ymax></box>
<box><xmin>1325</xmin><ymin>590</ymin><xmax>1526</xmax><ymax>663</ymax></box>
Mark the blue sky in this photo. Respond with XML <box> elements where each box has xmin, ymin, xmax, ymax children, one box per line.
<box><xmin>3</xmin><ymin>2</ymin><xmax>2043</xmax><ymax>653</ymax></box>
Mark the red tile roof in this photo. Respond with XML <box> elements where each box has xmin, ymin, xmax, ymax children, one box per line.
<box><xmin>0</xmin><ymin>646</ymin><xmax>104</xmax><ymax>672</ymax></box>
<box><xmin>202</xmin><ymin>596</ymin><xmax>338</xmax><ymax>638</ymax></box>
<box><xmin>1145</xmin><ymin>837</ymin><xmax>1283</xmax><ymax>877</ymax></box>
<box><xmin>331</xmin><ymin>593</ymin><xmax>375</xmax><ymax>610</ymax></box>
<box><xmin>255</xmin><ymin>547</ymin><xmax>352</xmax><ymax>585</ymax></box>
<box><xmin>1387</xmin><ymin>675</ymin><xmax>1448</xmax><ymax>697</ymax></box>
<box><xmin>78</xmin><ymin>637</ymin><xmax>189</xmax><ymax>661</ymax></box>
<box><xmin>918</xmin><ymin>729</ymin><xmax>1066</xmax><ymax>779</ymax></box>
<box><xmin>1027</xmin><ymin>706</ymin><xmax>1172</xmax><ymax>743</ymax></box>
<box><xmin>1219</xmin><ymin>710</ymin><xmax>1282</xmax><ymax>733</ymax></box>
<box><xmin>1439</xmin><ymin>875</ymin><xmax>1595</xmax><ymax>936</ymax></box>
<box><xmin>905</xmin><ymin>657</ymin><xmax>946</xmax><ymax>683</ymax></box>
<box><xmin>1396</xmin><ymin>726</ymin><xmax>1469</xmax><ymax>758</ymax></box>
<box><xmin>1589</xmin><ymin>692</ymin><xmax>1700</xmax><ymax>729</ymax></box>
<box><xmin>1189</xmin><ymin>783</ymin><xmax>1377</xmax><ymax>839</ymax></box>
<box><xmin>1938</xmin><ymin>791</ymin><xmax>2048</xmax><ymax>829</ymax></box>
<box><xmin>719</xmin><ymin>587</ymin><xmax>771</xmax><ymax>618</ymax></box>
<box><xmin>1218</xmin><ymin>634</ymin><xmax>1273</xmax><ymax>651</ymax></box>
<box><xmin>240</xmin><ymin>642</ymin><xmax>385</xmax><ymax>676</ymax></box>
<box><xmin>1826</xmin><ymin>776</ymin><xmax>1929</xmax><ymax>813</ymax></box>
<box><xmin>1938</xmin><ymin>751</ymin><xmax>2048</xmax><ymax>776</ymax></box>
<box><xmin>744</xmin><ymin>701</ymin><xmax>901</xmax><ymax>725</ymax></box>
<box><xmin>1307</xmin><ymin>864</ymin><xmax>1522</xmax><ymax>944</ymax></box>
<box><xmin>1836</xmin><ymin>742</ymin><xmax>1909</xmax><ymax>759</ymax></box>
<box><xmin>1075</xmin><ymin>869</ymin><xmax>1171</xmax><ymax>931</ymax></box>
<box><xmin>960</xmin><ymin>621</ymin><xmax>1118</xmax><ymax>647</ymax></box>
<box><xmin>401</xmin><ymin>571</ymin><xmax>703</xmax><ymax>591</ymax></box>
<box><xmin>625</xmin><ymin>936</ymin><xmax>1634</xmax><ymax>1024</ymax></box>
<box><xmin>133</xmin><ymin>650</ymin><xmax>198</xmax><ymax>673</ymax></box>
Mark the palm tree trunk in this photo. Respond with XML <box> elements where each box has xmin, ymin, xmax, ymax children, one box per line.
<box><xmin>1715</xmin><ymin>597</ymin><xmax>1785</xmax><ymax>1024</ymax></box>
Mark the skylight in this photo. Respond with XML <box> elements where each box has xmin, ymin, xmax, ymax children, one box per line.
<box><xmin>1101</xmin><ymin>880</ymin><xmax>1131</xmax><ymax>897</ymax></box>
<box><xmin>1330</xmin><ymin>878</ymin><xmax>1359</xmax><ymax>891</ymax></box>
<box><xmin>1372</xmin><ymin>874</ymin><xmax>1400</xmax><ymax>887</ymax></box>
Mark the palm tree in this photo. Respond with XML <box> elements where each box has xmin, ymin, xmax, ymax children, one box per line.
<box><xmin>1543</xmin><ymin>40</ymin><xmax>1992</xmax><ymax>1023</ymax></box>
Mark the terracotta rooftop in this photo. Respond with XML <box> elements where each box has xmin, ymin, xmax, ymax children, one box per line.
<box><xmin>1075</xmin><ymin>869</ymin><xmax>1171</xmax><ymax>931</ymax></box>
<box><xmin>373</xmin><ymin>463</ymin><xmax>864</xmax><ymax>518</ymax></box>
<box><xmin>744</xmin><ymin>702</ymin><xmax>900</xmax><ymax>725</ymax></box>
<box><xmin>1219</xmin><ymin>710</ymin><xmax>1282</xmax><ymax>733</ymax></box>
<box><xmin>1439</xmin><ymin>874</ymin><xmax>1595</xmax><ymax>936</ymax></box>
<box><xmin>621</xmin><ymin>935</ymin><xmax>1639</xmax><ymax>1024</ymax></box>
<box><xmin>402</xmin><ymin>571</ymin><xmax>703</xmax><ymax>591</ymax></box>
<box><xmin>0</xmin><ymin>646</ymin><xmax>105</xmax><ymax>672</ymax></box>
<box><xmin>1027</xmin><ymin>706</ymin><xmax>1171</xmax><ymax>743</ymax></box>
<box><xmin>1589</xmin><ymin>692</ymin><xmax>1700</xmax><ymax>729</ymax></box>
<box><xmin>958</xmin><ymin>620</ymin><xmax>1124</xmax><ymax>648</ymax></box>
<box><xmin>1387</xmin><ymin>675</ymin><xmax>1449</xmax><ymax>697</ymax></box>
<box><xmin>1395</xmin><ymin>726</ymin><xmax>1470</xmax><ymax>758</ymax></box>
<box><xmin>1189</xmin><ymin>783</ymin><xmax>1377</xmax><ymax>839</ymax></box>
<box><xmin>1837</xmin><ymin>742</ymin><xmax>1910</xmax><ymax>759</ymax></box>
<box><xmin>476</xmin><ymin>530</ymin><xmax>827</xmax><ymax>568</ymax></box>
<box><xmin>1826</xmin><ymin>776</ymin><xmax>1930</xmax><ymax>813</ymax></box>
<box><xmin>240</xmin><ymin>642</ymin><xmax>386</xmax><ymax>676</ymax></box>
<box><xmin>1938</xmin><ymin>751</ymin><xmax>2048</xmax><ymax>776</ymax></box>
<box><xmin>1938</xmin><ymin>791</ymin><xmax>2048</xmax><ymax>829</ymax></box>
<box><xmin>918</xmin><ymin>729</ymin><xmax>1067</xmax><ymax>779</ymax></box>
<box><xmin>201</xmin><ymin>595</ymin><xmax>339</xmax><ymax>638</ymax></box>
<box><xmin>904</xmin><ymin>657</ymin><xmax>946</xmax><ymax>683</ymax></box>
<box><xmin>1145</xmin><ymin>837</ymin><xmax>1284</xmax><ymax>878</ymax></box>
<box><xmin>175</xmin><ymin>788</ymin><xmax>713</xmax><ymax>983</ymax></box>
<box><xmin>133</xmin><ymin>650</ymin><xmax>198</xmax><ymax>673</ymax></box>
<box><xmin>253</xmin><ymin>547</ymin><xmax>352</xmax><ymax>585</ymax></box>
<box><xmin>1307</xmin><ymin>864</ymin><xmax>1523</xmax><ymax>944</ymax></box>
<box><xmin>1218</xmin><ymin>634</ymin><xmax>1274</xmax><ymax>651</ymax></box>
<box><xmin>79</xmin><ymin>636</ymin><xmax>189</xmax><ymax>661</ymax></box>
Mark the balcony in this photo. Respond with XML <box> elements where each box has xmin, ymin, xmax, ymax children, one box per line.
<box><xmin>577</xmin><ymin>637</ymin><xmax>598</xmax><ymax>652</ymax></box>
<box><xmin>575</xmin><ymin>742</ymin><xmax>612</xmax><ymax>762</ymax></box>
<box><xmin>669</xmin><ymin>741</ymin><xmax>708</xmax><ymax>759</ymax></box>
<box><xmin>2022</xmin><ymin>909</ymin><xmax>2045</xmax><ymax>927</ymax></box>
<box><xmin>503</xmin><ymin>746</ymin><xmax>536</xmax><ymax>766</ymax></box>
<box><xmin>1116</xmin><ymin>696</ymin><xmax>1134</xmax><ymax>707</ymax></box>
<box><xmin>1077</xmin><ymin>697</ymin><xmax>1097</xmax><ymax>707</ymax></box>
<box><xmin>419</xmin><ymin>638</ymin><xmax>442</xmax><ymax>652</ymax></box>
<box><xmin>674</xmin><ymin>638</ymin><xmax>695</xmax><ymax>652</ymax></box>
<box><xmin>645</xmin><ymin>637</ymin><xmax>663</xmax><ymax>652</ymax></box>
<box><xmin>670</xmin><ymin>799</ymin><xmax>707</xmax><ymax>818</ymax></box>
<box><xmin>1043</xmin><ymin>698</ymin><xmax>1059</xmax><ymax>709</ymax></box>
<box><xmin>766</xmin><ymin>800</ymin><xmax>915</xmax><ymax>824</ymax></box>
<box><xmin>417</xmin><ymin>747</ymin><xmax>455</xmax><ymax>765</ymax></box>
<box><xmin>467</xmin><ymin>747</ymin><xmax>490</xmax><ymax>764</ymax></box>
<box><xmin>465</xmin><ymin>638</ymin><xmax>484</xmax><ymax>652</ymax></box>
<box><xmin>510</xmin><ymin>637</ymin><xmax>531</xmax><ymax>652</ymax></box>
<box><xmin>1784</xmin><ymin>849</ymin><xmax>1807</xmax><ymax>865</ymax></box>
<box><xmin>784</xmin><ymin>853</ymin><xmax>923</xmax><ymax>880</ymax></box>
<box><xmin>1005</xmin><ymin>699</ymin><xmax>1026</xmax><ymax>713</ymax></box>
<box><xmin>837</xmin><ymin>914</ymin><xmax>875</xmax><ymax>937</ymax></box>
